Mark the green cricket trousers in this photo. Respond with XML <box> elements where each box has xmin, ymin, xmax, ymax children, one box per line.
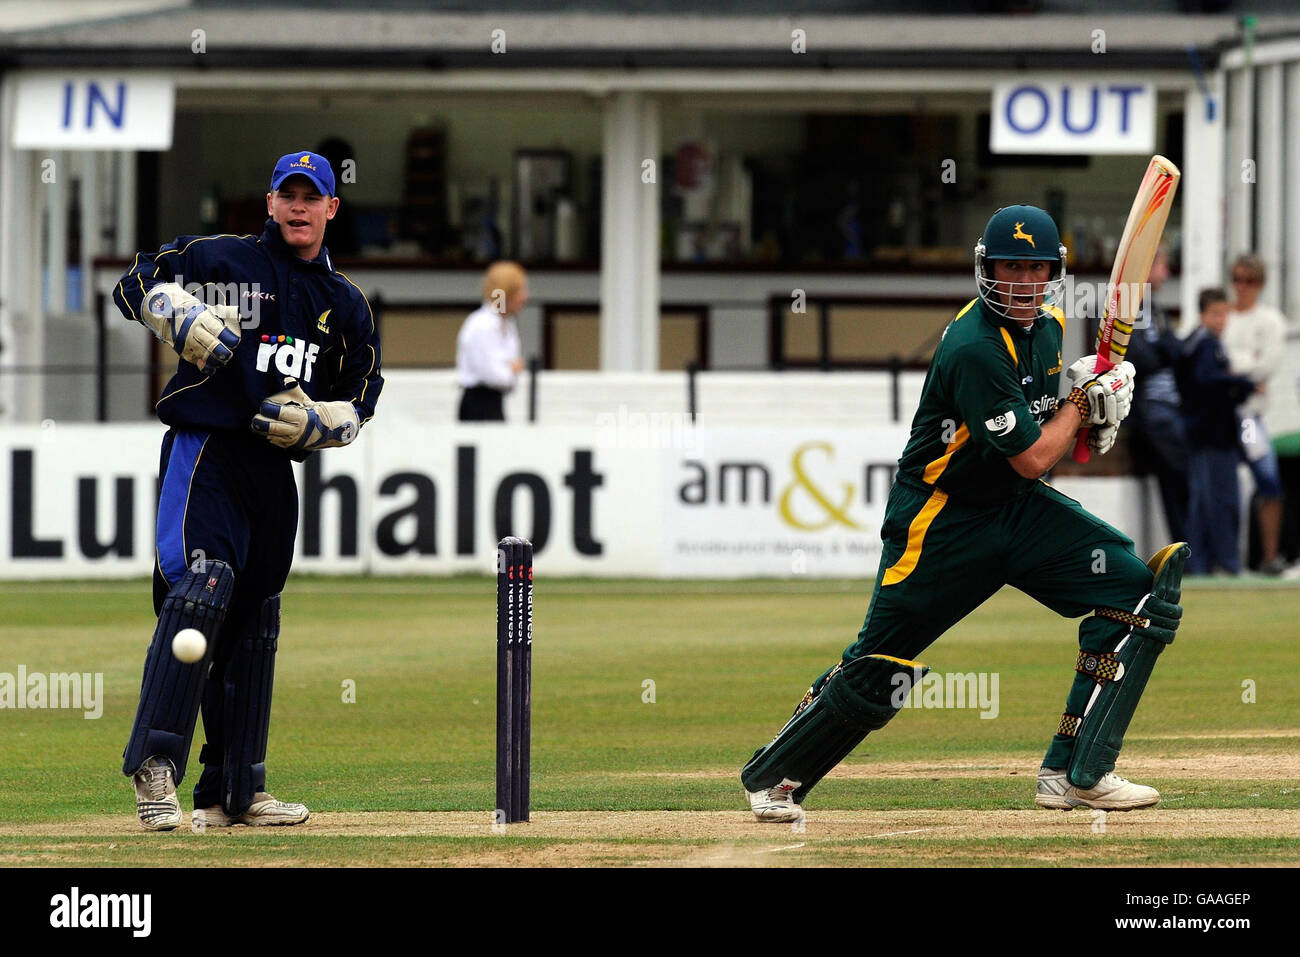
<box><xmin>841</xmin><ymin>475</ymin><xmax>1156</xmax><ymax>769</ymax></box>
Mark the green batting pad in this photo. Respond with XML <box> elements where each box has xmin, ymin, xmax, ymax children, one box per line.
<box><xmin>1068</xmin><ymin>543</ymin><xmax>1188</xmax><ymax>789</ymax></box>
<box><xmin>742</xmin><ymin>654</ymin><xmax>926</xmax><ymax>803</ymax></box>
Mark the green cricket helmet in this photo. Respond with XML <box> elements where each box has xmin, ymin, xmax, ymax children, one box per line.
<box><xmin>974</xmin><ymin>205</ymin><xmax>1068</xmax><ymax>320</ymax></box>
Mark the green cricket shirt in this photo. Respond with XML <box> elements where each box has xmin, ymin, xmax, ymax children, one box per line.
<box><xmin>896</xmin><ymin>297</ymin><xmax>1065</xmax><ymax>507</ymax></box>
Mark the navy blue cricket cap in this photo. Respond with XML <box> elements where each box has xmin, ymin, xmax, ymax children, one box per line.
<box><xmin>270</xmin><ymin>151</ymin><xmax>335</xmax><ymax>197</ymax></box>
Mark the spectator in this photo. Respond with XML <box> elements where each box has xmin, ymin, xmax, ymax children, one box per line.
<box><xmin>1179</xmin><ymin>288</ymin><xmax>1258</xmax><ymax>575</ymax></box>
<box><xmin>1124</xmin><ymin>247</ymin><xmax>1187</xmax><ymax>543</ymax></box>
<box><xmin>456</xmin><ymin>261</ymin><xmax>527</xmax><ymax>422</ymax></box>
<box><xmin>1223</xmin><ymin>253</ymin><xmax>1289</xmax><ymax>574</ymax></box>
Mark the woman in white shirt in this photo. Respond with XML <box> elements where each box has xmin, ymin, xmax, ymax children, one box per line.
<box><xmin>1224</xmin><ymin>253</ymin><xmax>1289</xmax><ymax>573</ymax></box>
<box><xmin>456</xmin><ymin>261</ymin><xmax>527</xmax><ymax>421</ymax></box>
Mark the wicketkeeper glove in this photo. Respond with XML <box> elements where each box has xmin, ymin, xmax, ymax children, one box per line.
<box><xmin>140</xmin><ymin>282</ymin><xmax>242</xmax><ymax>375</ymax></box>
<box><xmin>250</xmin><ymin>378</ymin><xmax>360</xmax><ymax>451</ymax></box>
<box><xmin>1065</xmin><ymin>355</ymin><xmax>1136</xmax><ymax>427</ymax></box>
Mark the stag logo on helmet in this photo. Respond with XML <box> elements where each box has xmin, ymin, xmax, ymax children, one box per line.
<box><xmin>1012</xmin><ymin>222</ymin><xmax>1035</xmax><ymax>247</ymax></box>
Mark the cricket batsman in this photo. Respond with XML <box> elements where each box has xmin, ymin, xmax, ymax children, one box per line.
<box><xmin>742</xmin><ymin>205</ymin><xmax>1188</xmax><ymax>820</ymax></box>
<box><xmin>115</xmin><ymin>151</ymin><xmax>383</xmax><ymax>829</ymax></box>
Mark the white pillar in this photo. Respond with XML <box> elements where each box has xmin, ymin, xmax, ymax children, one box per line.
<box><xmin>636</xmin><ymin>96</ymin><xmax>660</xmax><ymax>369</ymax></box>
<box><xmin>45</xmin><ymin>150</ymin><xmax>67</xmax><ymax>317</ymax></box>
<box><xmin>600</xmin><ymin>91</ymin><xmax>660</xmax><ymax>371</ymax></box>
<box><xmin>1255</xmin><ymin>64</ymin><xmax>1284</xmax><ymax>311</ymax></box>
<box><xmin>0</xmin><ymin>78</ymin><xmax>19</xmax><ymax>422</ymax></box>
<box><xmin>116</xmin><ymin>150</ymin><xmax>137</xmax><ymax>256</ymax></box>
<box><xmin>26</xmin><ymin>151</ymin><xmax>48</xmax><ymax>422</ymax></box>
<box><xmin>6</xmin><ymin>151</ymin><xmax>45</xmax><ymax>423</ymax></box>
<box><xmin>1182</xmin><ymin>76</ymin><xmax>1226</xmax><ymax>332</ymax></box>
<box><xmin>1225</xmin><ymin>67</ymin><xmax>1253</xmax><ymax>263</ymax></box>
<box><xmin>1285</xmin><ymin>63</ymin><xmax>1300</xmax><ymax>326</ymax></box>
<box><xmin>78</xmin><ymin>151</ymin><xmax>100</xmax><ymax>313</ymax></box>
<box><xmin>0</xmin><ymin>76</ymin><xmax>50</xmax><ymax>422</ymax></box>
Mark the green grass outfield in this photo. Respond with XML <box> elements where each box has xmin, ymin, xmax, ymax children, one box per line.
<box><xmin>1</xmin><ymin>576</ymin><xmax>1298</xmax><ymax>867</ymax></box>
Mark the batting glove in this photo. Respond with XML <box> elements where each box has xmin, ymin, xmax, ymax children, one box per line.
<box><xmin>141</xmin><ymin>282</ymin><xmax>242</xmax><ymax>375</ymax></box>
<box><xmin>1087</xmin><ymin>423</ymin><xmax>1119</xmax><ymax>455</ymax></box>
<box><xmin>1065</xmin><ymin>355</ymin><xmax>1136</xmax><ymax>427</ymax></box>
<box><xmin>250</xmin><ymin>378</ymin><xmax>360</xmax><ymax>451</ymax></box>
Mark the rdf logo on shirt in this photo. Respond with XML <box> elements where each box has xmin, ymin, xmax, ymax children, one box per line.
<box><xmin>256</xmin><ymin>334</ymin><xmax>320</xmax><ymax>382</ymax></box>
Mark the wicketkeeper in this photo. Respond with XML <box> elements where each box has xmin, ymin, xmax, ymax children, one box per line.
<box><xmin>742</xmin><ymin>205</ymin><xmax>1188</xmax><ymax>820</ymax></box>
<box><xmin>115</xmin><ymin>151</ymin><xmax>383</xmax><ymax>829</ymax></box>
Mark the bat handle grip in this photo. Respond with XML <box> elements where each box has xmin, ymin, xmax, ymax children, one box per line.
<box><xmin>1069</xmin><ymin>352</ymin><xmax>1115</xmax><ymax>464</ymax></box>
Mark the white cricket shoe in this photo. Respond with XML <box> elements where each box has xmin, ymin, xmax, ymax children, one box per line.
<box><xmin>195</xmin><ymin>792</ymin><xmax>310</xmax><ymax>827</ymax></box>
<box><xmin>746</xmin><ymin>778</ymin><xmax>805</xmax><ymax>822</ymax></box>
<box><xmin>1035</xmin><ymin>767</ymin><xmax>1159</xmax><ymax>811</ymax></box>
<box><xmin>133</xmin><ymin>755</ymin><xmax>181</xmax><ymax>831</ymax></box>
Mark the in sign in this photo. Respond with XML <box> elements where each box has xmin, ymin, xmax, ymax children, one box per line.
<box><xmin>62</xmin><ymin>81</ymin><xmax>128</xmax><ymax>131</ymax></box>
<box><xmin>13</xmin><ymin>74</ymin><xmax>174</xmax><ymax>150</ymax></box>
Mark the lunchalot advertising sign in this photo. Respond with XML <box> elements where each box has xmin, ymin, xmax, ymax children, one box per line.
<box><xmin>1</xmin><ymin>422</ymin><xmax>910</xmax><ymax>579</ymax></box>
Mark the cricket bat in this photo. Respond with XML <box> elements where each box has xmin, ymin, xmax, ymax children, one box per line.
<box><xmin>1072</xmin><ymin>154</ymin><xmax>1181</xmax><ymax>463</ymax></box>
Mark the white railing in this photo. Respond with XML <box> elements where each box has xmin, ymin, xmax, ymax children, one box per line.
<box><xmin>382</xmin><ymin>367</ymin><xmax>930</xmax><ymax>428</ymax></box>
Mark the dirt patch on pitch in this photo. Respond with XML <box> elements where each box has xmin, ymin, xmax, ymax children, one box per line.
<box><xmin>4</xmin><ymin>809</ymin><xmax>1297</xmax><ymax>866</ymax></box>
<box><xmin>628</xmin><ymin>749</ymin><xmax>1300</xmax><ymax>781</ymax></box>
<box><xmin>1127</xmin><ymin>729</ymin><xmax>1300</xmax><ymax>740</ymax></box>
<box><xmin>830</xmin><ymin>752</ymin><xmax>1300</xmax><ymax>780</ymax></box>
<box><xmin>5</xmin><ymin>807</ymin><xmax>1298</xmax><ymax>842</ymax></box>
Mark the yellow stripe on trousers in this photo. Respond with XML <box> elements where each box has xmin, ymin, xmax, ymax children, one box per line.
<box><xmin>881</xmin><ymin>488</ymin><xmax>948</xmax><ymax>586</ymax></box>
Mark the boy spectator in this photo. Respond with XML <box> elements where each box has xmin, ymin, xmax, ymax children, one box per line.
<box><xmin>1179</xmin><ymin>288</ymin><xmax>1258</xmax><ymax>575</ymax></box>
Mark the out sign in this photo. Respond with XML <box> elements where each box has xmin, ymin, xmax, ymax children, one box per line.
<box><xmin>13</xmin><ymin>73</ymin><xmax>175</xmax><ymax>150</ymax></box>
<box><xmin>990</xmin><ymin>79</ymin><xmax>1154</xmax><ymax>155</ymax></box>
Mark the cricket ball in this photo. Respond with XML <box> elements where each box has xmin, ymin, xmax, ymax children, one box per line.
<box><xmin>172</xmin><ymin>628</ymin><xmax>208</xmax><ymax>664</ymax></box>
